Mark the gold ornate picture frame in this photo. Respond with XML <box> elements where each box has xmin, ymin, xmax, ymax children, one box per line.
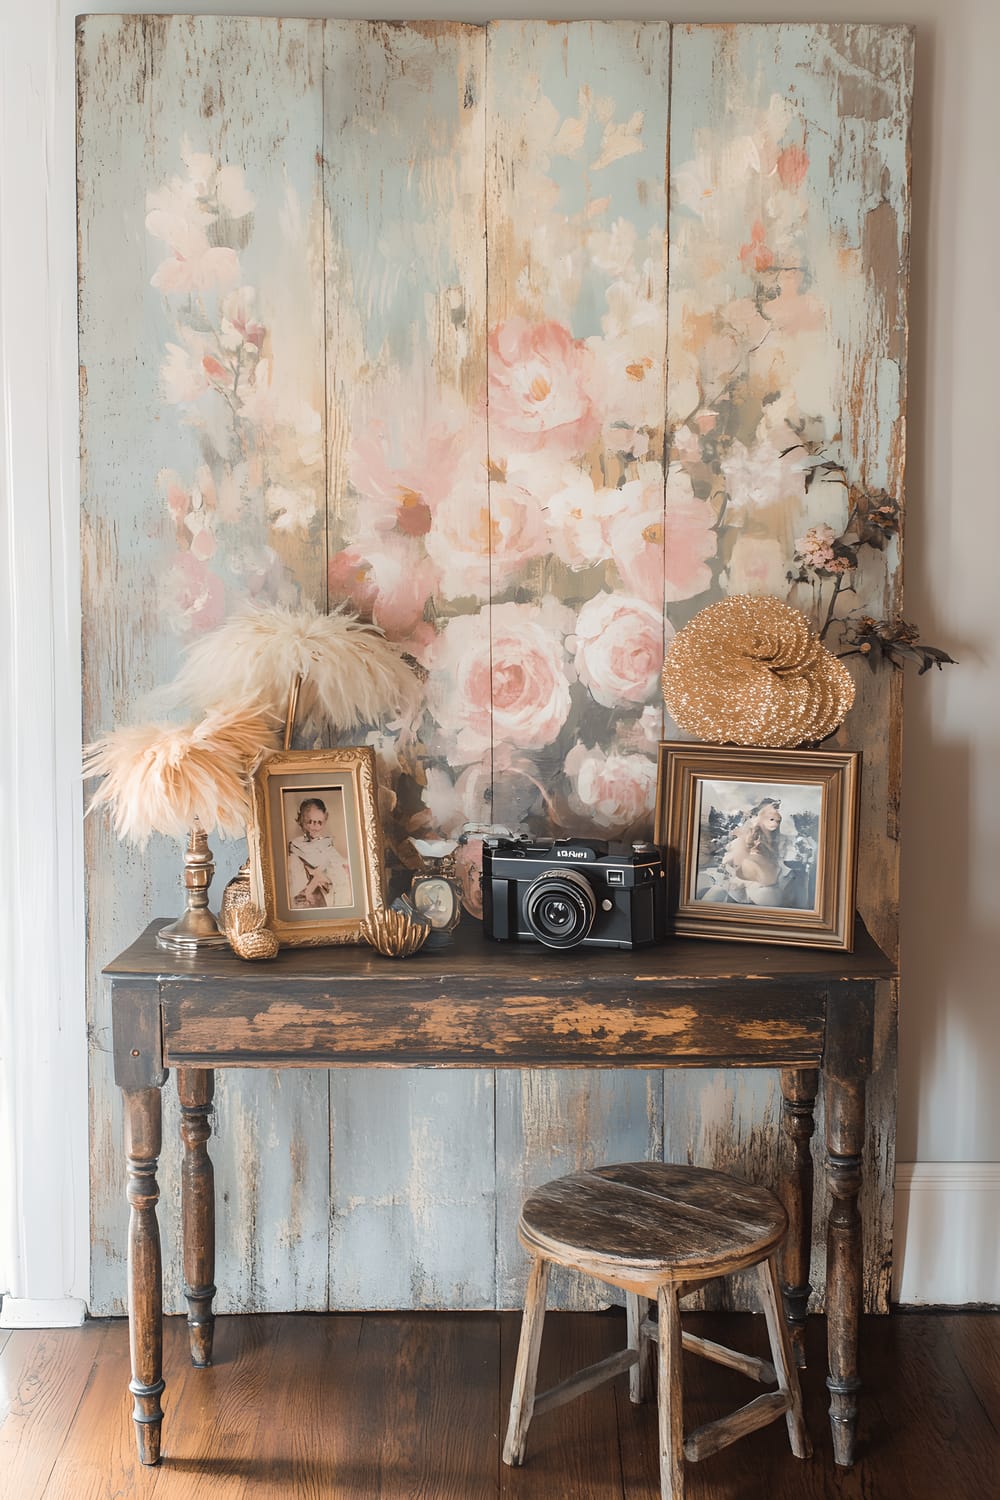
<box><xmin>654</xmin><ymin>742</ymin><xmax>861</xmax><ymax>951</ymax></box>
<box><xmin>248</xmin><ymin>747</ymin><xmax>386</xmax><ymax>946</ymax></box>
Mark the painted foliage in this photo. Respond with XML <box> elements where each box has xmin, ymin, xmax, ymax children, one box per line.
<box><xmin>79</xmin><ymin>18</ymin><xmax>910</xmax><ymax>1314</ymax></box>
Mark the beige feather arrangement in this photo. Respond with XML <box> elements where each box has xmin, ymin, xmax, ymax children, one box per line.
<box><xmin>160</xmin><ymin>601</ymin><xmax>417</xmax><ymax>736</ymax></box>
<box><xmin>82</xmin><ymin>701</ymin><xmax>277</xmax><ymax>846</ymax></box>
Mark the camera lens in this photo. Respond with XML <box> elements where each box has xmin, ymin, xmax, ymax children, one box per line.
<box><xmin>523</xmin><ymin>869</ymin><xmax>596</xmax><ymax>949</ymax></box>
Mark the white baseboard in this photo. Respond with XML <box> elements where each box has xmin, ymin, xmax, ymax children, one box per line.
<box><xmin>0</xmin><ymin>1297</ymin><xmax>89</xmax><ymax>1329</ymax></box>
<box><xmin>893</xmin><ymin>1162</ymin><xmax>1000</xmax><ymax>1305</ymax></box>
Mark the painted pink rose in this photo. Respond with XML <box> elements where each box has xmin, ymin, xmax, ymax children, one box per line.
<box><xmin>427</xmin><ymin>601</ymin><xmax>574</xmax><ymax>759</ymax></box>
<box><xmin>347</xmin><ymin>401</ymin><xmax>474</xmax><ymax>539</ymax></box>
<box><xmin>425</xmin><ymin>478</ymin><xmax>547</xmax><ymax>601</ymax></box>
<box><xmin>328</xmin><ymin>539</ymin><xmax>436</xmax><ymax>640</ymax></box>
<box><xmin>610</xmin><ymin>465</ymin><xmax>716</xmax><ymax>605</ymax></box>
<box><xmin>564</xmin><ymin>743</ymin><xmax>657</xmax><ymax>834</ymax></box>
<box><xmin>487</xmin><ymin>319</ymin><xmax>599</xmax><ymax>458</ymax></box>
<box><xmin>573</xmin><ymin>592</ymin><xmax>666</xmax><ymax>710</ymax></box>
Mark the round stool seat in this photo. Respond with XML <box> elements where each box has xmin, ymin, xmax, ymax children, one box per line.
<box><xmin>518</xmin><ymin>1161</ymin><xmax>787</xmax><ymax>1285</ymax></box>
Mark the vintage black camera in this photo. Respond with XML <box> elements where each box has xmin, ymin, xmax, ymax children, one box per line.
<box><xmin>482</xmin><ymin>835</ymin><xmax>667</xmax><ymax>950</ymax></box>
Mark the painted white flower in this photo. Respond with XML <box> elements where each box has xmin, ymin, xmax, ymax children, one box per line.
<box><xmin>544</xmin><ymin>468</ymin><xmax>623</xmax><ymax>570</ymax></box>
<box><xmin>266</xmin><ymin>485</ymin><xmax>317</xmax><ymax>534</ymax></box>
<box><xmin>721</xmin><ymin>439</ymin><xmax>804</xmax><ymax>520</ymax></box>
<box><xmin>564</xmin><ymin>743</ymin><xmax>657</xmax><ymax>832</ymax></box>
<box><xmin>160</xmin><ymin>329</ymin><xmax>212</xmax><ymax>404</ymax></box>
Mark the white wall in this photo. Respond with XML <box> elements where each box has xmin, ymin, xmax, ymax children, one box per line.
<box><xmin>1</xmin><ymin>0</ymin><xmax>996</xmax><ymax>1319</ymax></box>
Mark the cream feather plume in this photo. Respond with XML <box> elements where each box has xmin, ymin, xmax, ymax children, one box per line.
<box><xmin>83</xmin><ymin>702</ymin><xmax>277</xmax><ymax>847</ymax></box>
<box><xmin>160</xmin><ymin>601</ymin><xmax>417</xmax><ymax>731</ymax></box>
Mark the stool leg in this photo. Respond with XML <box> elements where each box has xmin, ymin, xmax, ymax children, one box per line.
<box><xmin>656</xmin><ymin>1284</ymin><xmax>685</xmax><ymax>1500</ymax></box>
<box><xmin>627</xmin><ymin>1293</ymin><xmax>654</xmax><ymax>1403</ymax></box>
<box><xmin>503</xmin><ymin>1255</ymin><xmax>551</xmax><ymax>1466</ymax></box>
<box><xmin>758</xmin><ymin>1254</ymin><xmax>811</xmax><ymax>1460</ymax></box>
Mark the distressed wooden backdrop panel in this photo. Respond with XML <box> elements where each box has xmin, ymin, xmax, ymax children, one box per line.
<box><xmin>78</xmin><ymin>17</ymin><xmax>910</xmax><ymax>1314</ymax></box>
<box><xmin>664</xmin><ymin>24</ymin><xmax>911</xmax><ymax>1311</ymax></box>
<box><xmin>322</xmin><ymin>20</ymin><xmax>497</xmax><ymax>1308</ymax></box>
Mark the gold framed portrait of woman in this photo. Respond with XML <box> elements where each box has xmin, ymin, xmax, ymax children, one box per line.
<box><xmin>247</xmin><ymin>746</ymin><xmax>386</xmax><ymax>947</ymax></box>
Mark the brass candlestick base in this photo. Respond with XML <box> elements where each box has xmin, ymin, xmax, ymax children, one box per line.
<box><xmin>156</xmin><ymin>823</ymin><xmax>229</xmax><ymax>952</ymax></box>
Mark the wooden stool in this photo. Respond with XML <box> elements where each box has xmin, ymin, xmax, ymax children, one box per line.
<box><xmin>502</xmin><ymin>1162</ymin><xmax>811</xmax><ymax>1500</ymax></box>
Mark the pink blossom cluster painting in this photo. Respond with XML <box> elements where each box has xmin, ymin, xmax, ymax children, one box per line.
<box><xmin>79</xmin><ymin>17</ymin><xmax>911</xmax><ymax>1315</ymax></box>
<box><xmin>116</xmin><ymin>21</ymin><xmax>909</xmax><ymax>921</ymax></box>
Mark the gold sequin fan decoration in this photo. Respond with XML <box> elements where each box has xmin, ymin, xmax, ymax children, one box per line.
<box><xmin>661</xmin><ymin>595</ymin><xmax>856</xmax><ymax>749</ymax></box>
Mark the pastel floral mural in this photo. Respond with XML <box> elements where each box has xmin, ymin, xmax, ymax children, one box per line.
<box><xmin>80</xmin><ymin>16</ymin><xmax>911</xmax><ymax>1316</ymax></box>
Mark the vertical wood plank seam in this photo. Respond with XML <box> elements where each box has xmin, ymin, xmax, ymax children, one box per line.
<box><xmin>485</xmin><ymin>26</ymin><xmax>499</xmax><ymax>1315</ymax></box>
<box><xmin>660</xmin><ymin>24</ymin><xmax>674</xmax><ymax>1179</ymax></box>
<box><xmin>484</xmin><ymin>22</ymin><xmax>495</xmax><ymax>807</ymax></box>
<box><xmin>660</xmin><ymin>21</ymin><xmax>674</xmax><ymax>698</ymax></box>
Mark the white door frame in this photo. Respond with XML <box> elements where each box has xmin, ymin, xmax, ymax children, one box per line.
<box><xmin>0</xmin><ymin>0</ymin><xmax>89</xmax><ymax>1327</ymax></box>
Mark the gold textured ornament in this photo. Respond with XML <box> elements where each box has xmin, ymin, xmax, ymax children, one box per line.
<box><xmin>225</xmin><ymin>898</ymin><xmax>280</xmax><ymax>961</ymax></box>
<box><xmin>219</xmin><ymin>861</ymin><xmax>253</xmax><ymax>933</ymax></box>
<box><xmin>360</xmin><ymin>907</ymin><xmax>431</xmax><ymax>958</ymax></box>
<box><xmin>661</xmin><ymin>595</ymin><xmax>856</xmax><ymax>749</ymax></box>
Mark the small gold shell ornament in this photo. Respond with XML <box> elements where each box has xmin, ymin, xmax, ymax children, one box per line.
<box><xmin>225</xmin><ymin>900</ymin><xmax>280</xmax><ymax>961</ymax></box>
<box><xmin>219</xmin><ymin>861</ymin><xmax>253</xmax><ymax>932</ymax></box>
<box><xmin>661</xmin><ymin>595</ymin><xmax>856</xmax><ymax>749</ymax></box>
<box><xmin>360</xmin><ymin>907</ymin><xmax>431</xmax><ymax>958</ymax></box>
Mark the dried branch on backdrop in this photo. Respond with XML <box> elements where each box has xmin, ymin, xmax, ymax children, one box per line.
<box><xmin>839</xmin><ymin>616</ymin><xmax>957</xmax><ymax>674</ymax></box>
<box><xmin>785</xmin><ymin>449</ymin><xmax>955</xmax><ymax>671</ymax></box>
<box><xmin>82</xmin><ymin>702</ymin><xmax>277</xmax><ymax>845</ymax></box>
<box><xmin>660</xmin><ymin>595</ymin><xmax>855</xmax><ymax>750</ymax></box>
<box><xmin>162</xmin><ymin>601</ymin><xmax>418</xmax><ymax>735</ymax></box>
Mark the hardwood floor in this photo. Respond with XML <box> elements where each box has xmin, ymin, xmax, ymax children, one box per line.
<box><xmin>0</xmin><ymin>1310</ymin><xmax>995</xmax><ymax>1498</ymax></box>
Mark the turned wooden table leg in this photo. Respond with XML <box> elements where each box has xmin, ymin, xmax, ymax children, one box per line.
<box><xmin>178</xmin><ymin>1067</ymin><xmax>216</xmax><ymax>1367</ymax></box>
<box><xmin>124</xmin><ymin>1086</ymin><xmax>165</xmax><ymax>1466</ymax></box>
<box><xmin>778</xmin><ymin>1067</ymin><xmax>818</xmax><ymax>1366</ymax></box>
<box><xmin>824</xmin><ymin>1076</ymin><xmax>865</xmax><ymax>1466</ymax></box>
<box><xmin>823</xmin><ymin>981</ymin><xmax>874</xmax><ymax>1468</ymax></box>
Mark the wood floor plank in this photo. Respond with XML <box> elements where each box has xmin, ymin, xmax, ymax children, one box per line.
<box><xmin>939</xmin><ymin>1312</ymin><xmax>1000</xmax><ymax>1435</ymax></box>
<box><xmin>499</xmin><ymin>1310</ymin><xmax>625</xmax><ymax>1500</ymax></box>
<box><xmin>858</xmin><ymin>1311</ymin><xmax>1000</xmax><ymax>1498</ymax></box>
<box><xmin>152</xmin><ymin>1314</ymin><xmax>282</xmax><ymax>1498</ymax></box>
<box><xmin>0</xmin><ymin>1322</ymin><xmax>111</xmax><ymax>1498</ymax></box>
<box><xmin>343</xmin><ymin>1312</ymin><xmax>499</xmax><ymax>1500</ymax></box>
<box><xmin>229</xmin><ymin>1313</ymin><xmax>363</xmax><ymax>1499</ymax></box>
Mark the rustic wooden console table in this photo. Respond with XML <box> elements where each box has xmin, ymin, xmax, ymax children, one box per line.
<box><xmin>106</xmin><ymin>919</ymin><xmax>895</xmax><ymax>1470</ymax></box>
